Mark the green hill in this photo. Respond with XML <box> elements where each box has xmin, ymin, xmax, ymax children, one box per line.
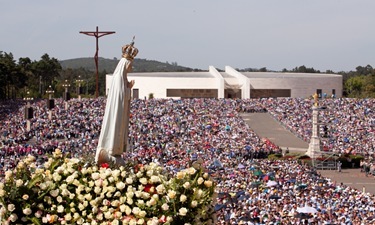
<box><xmin>60</xmin><ymin>57</ymin><xmax>204</xmax><ymax>73</ymax></box>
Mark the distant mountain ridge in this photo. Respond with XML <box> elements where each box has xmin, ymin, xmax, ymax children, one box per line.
<box><xmin>59</xmin><ymin>57</ymin><xmax>203</xmax><ymax>73</ymax></box>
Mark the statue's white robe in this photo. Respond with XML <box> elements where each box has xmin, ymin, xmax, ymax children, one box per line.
<box><xmin>95</xmin><ymin>58</ymin><xmax>131</xmax><ymax>162</ymax></box>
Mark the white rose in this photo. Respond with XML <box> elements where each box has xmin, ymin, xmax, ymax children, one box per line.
<box><xmin>91</xmin><ymin>172</ymin><xmax>100</xmax><ymax>180</ymax></box>
<box><xmin>34</xmin><ymin>210</ymin><xmax>42</xmax><ymax>218</ymax></box>
<box><xmin>183</xmin><ymin>182</ymin><xmax>191</xmax><ymax>189</ymax></box>
<box><xmin>180</xmin><ymin>194</ymin><xmax>187</xmax><ymax>202</ymax></box>
<box><xmin>161</xmin><ymin>203</ymin><xmax>169</xmax><ymax>211</ymax></box>
<box><xmin>137</xmin><ymin>199</ymin><xmax>145</xmax><ymax>206</ymax></box>
<box><xmin>168</xmin><ymin>190</ymin><xmax>176</xmax><ymax>199</ymax></box>
<box><xmin>22</xmin><ymin>194</ymin><xmax>29</xmax><ymax>200</ymax></box>
<box><xmin>139</xmin><ymin>210</ymin><xmax>147</xmax><ymax>218</ymax></box>
<box><xmin>191</xmin><ymin>200</ymin><xmax>198</xmax><ymax>208</ymax></box>
<box><xmin>176</xmin><ymin>171</ymin><xmax>185</xmax><ymax>179</ymax></box>
<box><xmin>94</xmin><ymin>186</ymin><xmax>101</xmax><ymax>194</ymax></box>
<box><xmin>146</xmin><ymin>169</ymin><xmax>154</xmax><ymax>177</ymax></box>
<box><xmin>64</xmin><ymin>213</ymin><xmax>72</xmax><ymax>221</ymax></box>
<box><xmin>88</xmin><ymin>181</ymin><xmax>95</xmax><ymax>187</ymax></box>
<box><xmin>139</xmin><ymin>177</ymin><xmax>148</xmax><ymax>185</ymax></box>
<box><xmin>108</xmin><ymin>176</ymin><xmax>115</xmax><ymax>184</ymax></box>
<box><xmin>156</xmin><ymin>184</ymin><xmax>165</xmax><ymax>194</ymax></box>
<box><xmin>116</xmin><ymin>181</ymin><xmax>126</xmax><ymax>190</ymax></box>
<box><xmin>22</xmin><ymin>208</ymin><xmax>32</xmax><ymax>216</ymax></box>
<box><xmin>204</xmin><ymin>180</ymin><xmax>213</xmax><ymax>187</ymax></box>
<box><xmin>50</xmin><ymin>189</ymin><xmax>59</xmax><ymax>197</ymax></box>
<box><xmin>112</xmin><ymin>169</ymin><xmax>121</xmax><ymax>178</ymax></box>
<box><xmin>73</xmin><ymin>212</ymin><xmax>80</xmax><ymax>220</ymax></box>
<box><xmin>39</xmin><ymin>182</ymin><xmax>47</xmax><ymax>190</ymax></box>
<box><xmin>132</xmin><ymin>207</ymin><xmax>140</xmax><ymax>215</ymax></box>
<box><xmin>119</xmin><ymin>204</ymin><xmax>126</xmax><ymax>212</ymax></box>
<box><xmin>126</xmin><ymin>177</ymin><xmax>133</xmax><ymax>184</ymax></box>
<box><xmin>53</xmin><ymin>174</ymin><xmax>62</xmax><ymax>182</ymax></box>
<box><xmin>9</xmin><ymin>213</ymin><xmax>18</xmax><ymax>222</ymax></box>
<box><xmin>148</xmin><ymin>197</ymin><xmax>157</xmax><ymax>206</ymax></box>
<box><xmin>57</xmin><ymin>205</ymin><xmax>64</xmax><ymax>213</ymax></box>
<box><xmin>125</xmin><ymin>206</ymin><xmax>132</xmax><ymax>215</ymax></box>
<box><xmin>142</xmin><ymin>192</ymin><xmax>150</xmax><ymax>199</ymax></box>
<box><xmin>197</xmin><ymin>177</ymin><xmax>204</xmax><ymax>185</ymax></box>
<box><xmin>78</xmin><ymin>203</ymin><xmax>85</xmax><ymax>211</ymax></box>
<box><xmin>104</xmin><ymin>211</ymin><xmax>112</xmax><ymax>219</ymax></box>
<box><xmin>134</xmin><ymin>191</ymin><xmax>142</xmax><ymax>198</ymax></box>
<box><xmin>187</xmin><ymin>167</ymin><xmax>196</xmax><ymax>175</ymax></box>
<box><xmin>195</xmin><ymin>189</ymin><xmax>203</xmax><ymax>199</ymax></box>
<box><xmin>179</xmin><ymin>207</ymin><xmax>188</xmax><ymax>216</ymax></box>
<box><xmin>150</xmin><ymin>175</ymin><xmax>160</xmax><ymax>183</ymax></box>
<box><xmin>15</xmin><ymin>179</ymin><xmax>23</xmax><ymax>187</ymax></box>
<box><xmin>8</xmin><ymin>204</ymin><xmax>15</xmax><ymax>212</ymax></box>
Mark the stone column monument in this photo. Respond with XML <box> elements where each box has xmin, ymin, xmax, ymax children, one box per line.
<box><xmin>306</xmin><ymin>93</ymin><xmax>321</xmax><ymax>159</ymax></box>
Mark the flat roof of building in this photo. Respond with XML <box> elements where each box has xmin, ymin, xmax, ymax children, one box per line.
<box><xmin>128</xmin><ymin>72</ymin><xmax>214</xmax><ymax>78</ymax></box>
<box><xmin>241</xmin><ymin>72</ymin><xmax>342</xmax><ymax>78</ymax></box>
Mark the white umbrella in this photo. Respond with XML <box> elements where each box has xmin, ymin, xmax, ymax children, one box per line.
<box><xmin>266</xmin><ymin>180</ymin><xmax>278</xmax><ymax>187</ymax></box>
<box><xmin>297</xmin><ymin>206</ymin><xmax>318</xmax><ymax>214</ymax></box>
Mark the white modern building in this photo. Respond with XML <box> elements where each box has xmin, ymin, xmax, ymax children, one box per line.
<box><xmin>106</xmin><ymin>66</ymin><xmax>342</xmax><ymax>99</ymax></box>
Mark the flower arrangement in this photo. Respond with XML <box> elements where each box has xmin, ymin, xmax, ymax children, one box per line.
<box><xmin>0</xmin><ymin>149</ymin><xmax>216</xmax><ymax>225</ymax></box>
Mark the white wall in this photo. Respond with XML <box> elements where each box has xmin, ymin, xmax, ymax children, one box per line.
<box><xmin>106</xmin><ymin>70</ymin><xmax>342</xmax><ymax>99</ymax></box>
<box><xmin>107</xmin><ymin>75</ymin><xmax>218</xmax><ymax>99</ymax></box>
<box><xmin>249</xmin><ymin>76</ymin><xmax>342</xmax><ymax>98</ymax></box>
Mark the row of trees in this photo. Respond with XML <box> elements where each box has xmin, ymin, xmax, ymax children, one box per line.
<box><xmin>0</xmin><ymin>51</ymin><xmax>107</xmax><ymax>100</ymax></box>
<box><xmin>1</xmin><ymin>50</ymin><xmax>374</xmax><ymax>100</ymax></box>
<box><xmin>341</xmin><ymin>65</ymin><xmax>375</xmax><ymax>98</ymax></box>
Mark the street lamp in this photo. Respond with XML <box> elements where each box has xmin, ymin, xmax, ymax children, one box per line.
<box><xmin>62</xmin><ymin>80</ymin><xmax>71</xmax><ymax>110</ymax></box>
<box><xmin>46</xmin><ymin>85</ymin><xmax>55</xmax><ymax>120</ymax></box>
<box><xmin>23</xmin><ymin>91</ymin><xmax>34</xmax><ymax>131</ymax></box>
<box><xmin>76</xmin><ymin>76</ymin><xmax>84</xmax><ymax>100</ymax></box>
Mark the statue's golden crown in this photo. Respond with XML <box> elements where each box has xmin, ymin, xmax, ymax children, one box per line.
<box><xmin>122</xmin><ymin>36</ymin><xmax>138</xmax><ymax>60</ymax></box>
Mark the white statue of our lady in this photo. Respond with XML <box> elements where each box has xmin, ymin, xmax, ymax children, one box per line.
<box><xmin>95</xmin><ymin>38</ymin><xmax>138</xmax><ymax>166</ymax></box>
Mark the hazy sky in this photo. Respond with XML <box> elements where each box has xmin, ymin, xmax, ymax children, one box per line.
<box><xmin>1</xmin><ymin>0</ymin><xmax>375</xmax><ymax>71</ymax></box>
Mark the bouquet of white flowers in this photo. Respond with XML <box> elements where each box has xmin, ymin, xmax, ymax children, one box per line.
<box><xmin>0</xmin><ymin>149</ymin><xmax>216</xmax><ymax>225</ymax></box>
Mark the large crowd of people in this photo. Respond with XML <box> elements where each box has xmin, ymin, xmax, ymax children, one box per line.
<box><xmin>263</xmin><ymin>98</ymin><xmax>375</xmax><ymax>156</ymax></box>
<box><xmin>0</xmin><ymin>96</ymin><xmax>374</xmax><ymax>224</ymax></box>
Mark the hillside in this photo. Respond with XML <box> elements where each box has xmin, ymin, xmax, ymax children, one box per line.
<box><xmin>60</xmin><ymin>57</ymin><xmax>204</xmax><ymax>73</ymax></box>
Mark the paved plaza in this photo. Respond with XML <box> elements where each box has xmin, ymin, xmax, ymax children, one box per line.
<box><xmin>242</xmin><ymin>112</ymin><xmax>375</xmax><ymax>195</ymax></box>
<box><xmin>319</xmin><ymin>169</ymin><xmax>375</xmax><ymax>195</ymax></box>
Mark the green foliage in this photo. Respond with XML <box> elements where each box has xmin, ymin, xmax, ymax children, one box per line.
<box><xmin>60</xmin><ymin>57</ymin><xmax>201</xmax><ymax>73</ymax></box>
<box><xmin>282</xmin><ymin>65</ymin><xmax>321</xmax><ymax>73</ymax></box>
<box><xmin>297</xmin><ymin>155</ymin><xmax>311</xmax><ymax>160</ymax></box>
<box><xmin>267</xmin><ymin>154</ymin><xmax>281</xmax><ymax>160</ymax></box>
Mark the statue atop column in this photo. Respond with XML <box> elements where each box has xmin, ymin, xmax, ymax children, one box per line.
<box><xmin>95</xmin><ymin>37</ymin><xmax>138</xmax><ymax>166</ymax></box>
<box><xmin>312</xmin><ymin>92</ymin><xmax>319</xmax><ymax>107</ymax></box>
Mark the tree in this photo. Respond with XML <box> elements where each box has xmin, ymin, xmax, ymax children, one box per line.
<box><xmin>344</xmin><ymin>76</ymin><xmax>364</xmax><ymax>97</ymax></box>
<box><xmin>32</xmin><ymin>54</ymin><xmax>62</xmax><ymax>96</ymax></box>
<box><xmin>0</xmin><ymin>52</ymin><xmax>17</xmax><ymax>99</ymax></box>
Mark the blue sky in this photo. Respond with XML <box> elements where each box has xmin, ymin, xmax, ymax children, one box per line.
<box><xmin>1</xmin><ymin>0</ymin><xmax>375</xmax><ymax>71</ymax></box>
